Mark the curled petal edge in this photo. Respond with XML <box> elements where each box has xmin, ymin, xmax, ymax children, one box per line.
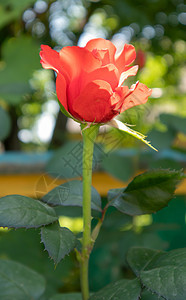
<box><xmin>108</xmin><ymin>119</ymin><xmax>158</xmax><ymax>151</ymax></box>
<box><xmin>118</xmin><ymin>65</ymin><xmax>138</xmax><ymax>87</ymax></box>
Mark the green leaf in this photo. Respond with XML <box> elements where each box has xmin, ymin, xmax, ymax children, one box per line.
<box><xmin>140</xmin><ymin>266</ymin><xmax>186</xmax><ymax>300</ymax></box>
<box><xmin>127</xmin><ymin>247</ymin><xmax>165</xmax><ymax>276</ymax></box>
<box><xmin>0</xmin><ymin>195</ymin><xmax>58</xmax><ymax>228</ymax></box>
<box><xmin>153</xmin><ymin>248</ymin><xmax>186</xmax><ymax>267</ymax></box>
<box><xmin>0</xmin><ymin>106</ymin><xmax>11</xmax><ymax>140</ymax></box>
<box><xmin>0</xmin><ymin>259</ymin><xmax>45</xmax><ymax>300</ymax></box>
<box><xmin>127</xmin><ymin>247</ymin><xmax>186</xmax><ymax>300</ymax></box>
<box><xmin>101</xmin><ymin>149</ymin><xmax>136</xmax><ymax>181</ymax></box>
<box><xmin>108</xmin><ymin>169</ymin><xmax>183</xmax><ymax>215</ymax></box>
<box><xmin>50</xmin><ymin>293</ymin><xmax>82</xmax><ymax>300</ymax></box>
<box><xmin>140</xmin><ymin>289</ymin><xmax>164</xmax><ymax>300</ymax></box>
<box><xmin>42</xmin><ymin>180</ymin><xmax>102</xmax><ymax>212</ymax></box>
<box><xmin>89</xmin><ymin>278</ymin><xmax>141</xmax><ymax>300</ymax></box>
<box><xmin>41</xmin><ymin>223</ymin><xmax>77</xmax><ymax>264</ymax></box>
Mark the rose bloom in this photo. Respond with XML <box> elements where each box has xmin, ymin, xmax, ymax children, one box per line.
<box><xmin>40</xmin><ymin>38</ymin><xmax>151</xmax><ymax>123</ymax></box>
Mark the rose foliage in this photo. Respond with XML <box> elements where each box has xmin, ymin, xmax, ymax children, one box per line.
<box><xmin>40</xmin><ymin>38</ymin><xmax>152</xmax><ymax>124</ymax></box>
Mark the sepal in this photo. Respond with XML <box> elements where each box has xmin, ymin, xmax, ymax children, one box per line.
<box><xmin>109</xmin><ymin>119</ymin><xmax>157</xmax><ymax>151</ymax></box>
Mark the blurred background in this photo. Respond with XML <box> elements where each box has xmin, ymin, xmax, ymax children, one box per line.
<box><xmin>0</xmin><ymin>0</ymin><xmax>186</xmax><ymax>298</ymax></box>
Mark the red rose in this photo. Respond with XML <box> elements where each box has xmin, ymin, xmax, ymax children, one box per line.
<box><xmin>40</xmin><ymin>38</ymin><xmax>152</xmax><ymax>123</ymax></box>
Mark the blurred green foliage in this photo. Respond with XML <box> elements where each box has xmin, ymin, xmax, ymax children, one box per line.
<box><xmin>0</xmin><ymin>0</ymin><xmax>36</xmax><ymax>29</ymax></box>
<box><xmin>0</xmin><ymin>106</ymin><xmax>11</xmax><ymax>140</ymax></box>
<box><xmin>0</xmin><ymin>36</ymin><xmax>40</xmax><ymax>104</ymax></box>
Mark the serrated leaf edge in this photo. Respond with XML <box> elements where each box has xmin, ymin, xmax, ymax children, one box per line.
<box><xmin>40</xmin><ymin>225</ymin><xmax>77</xmax><ymax>265</ymax></box>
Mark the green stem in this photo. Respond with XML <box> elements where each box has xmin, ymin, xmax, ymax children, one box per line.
<box><xmin>80</xmin><ymin>124</ymin><xmax>99</xmax><ymax>300</ymax></box>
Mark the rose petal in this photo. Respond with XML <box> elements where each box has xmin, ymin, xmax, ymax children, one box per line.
<box><xmin>85</xmin><ymin>38</ymin><xmax>116</xmax><ymax>63</ymax></box>
<box><xmin>111</xmin><ymin>86</ymin><xmax>129</xmax><ymax>111</ymax></box>
<box><xmin>40</xmin><ymin>45</ymin><xmax>62</xmax><ymax>73</ymax></box>
<box><xmin>115</xmin><ymin>86</ymin><xmax>130</xmax><ymax>98</ymax></box>
<box><xmin>118</xmin><ymin>65</ymin><xmax>138</xmax><ymax>86</ymax></box>
<box><xmin>115</xmin><ymin>44</ymin><xmax>136</xmax><ymax>74</ymax></box>
<box><xmin>67</xmin><ymin>64</ymin><xmax>119</xmax><ymax>109</ymax></box>
<box><xmin>91</xmin><ymin>49</ymin><xmax>110</xmax><ymax>65</ymax></box>
<box><xmin>120</xmin><ymin>82</ymin><xmax>152</xmax><ymax>112</ymax></box>
<box><xmin>70</xmin><ymin>80</ymin><xmax>114</xmax><ymax>123</ymax></box>
<box><xmin>59</xmin><ymin>46</ymin><xmax>101</xmax><ymax>81</ymax></box>
<box><xmin>82</xmin><ymin>64</ymin><xmax>119</xmax><ymax>90</ymax></box>
<box><xmin>56</xmin><ymin>73</ymin><xmax>68</xmax><ymax>111</ymax></box>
